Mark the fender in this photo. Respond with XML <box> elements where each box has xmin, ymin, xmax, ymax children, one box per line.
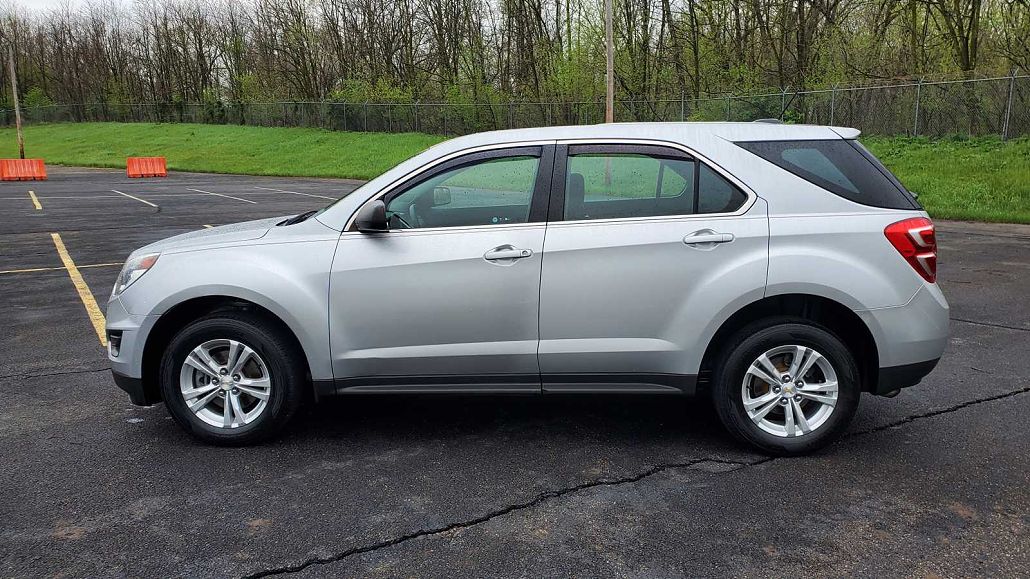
<box><xmin>118</xmin><ymin>239</ymin><xmax>338</xmax><ymax>381</ymax></box>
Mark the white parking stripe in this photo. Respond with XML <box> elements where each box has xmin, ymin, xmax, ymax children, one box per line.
<box><xmin>135</xmin><ymin>193</ymin><xmax>211</xmax><ymax>198</ymax></box>
<box><xmin>2</xmin><ymin>193</ymin><xmax>217</xmax><ymax>200</ymax></box>
<box><xmin>111</xmin><ymin>189</ymin><xmax>158</xmax><ymax>208</ymax></box>
<box><xmin>188</xmin><ymin>188</ymin><xmax>258</xmax><ymax>204</ymax></box>
<box><xmin>253</xmin><ymin>186</ymin><xmax>335</xmax><ymax>200</ymax></box>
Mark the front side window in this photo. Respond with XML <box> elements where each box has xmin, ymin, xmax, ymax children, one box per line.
<box><xmin>735</xmin><ymin>139</ymin><xmax>918</xmax><ymax>209</ymax></box>
<box><xmin>385</xmin><ymin>155</ymin><xmax>540</xmax><ymax>229</ymax></box>
<box><xmin>563</xmin><ymin>147</ymin><xmax>746</xmax><ymax>221</ymax></box>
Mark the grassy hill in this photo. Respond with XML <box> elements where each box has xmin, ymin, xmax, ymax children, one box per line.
<box><xmin>1</xmin><ymin>122</ymin><xmax>1027</xmax><ymax>223</ymax></box>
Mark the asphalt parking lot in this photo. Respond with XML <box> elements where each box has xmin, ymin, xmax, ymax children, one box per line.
<box><xmin>1</xmin><ymin>167</ymin><xmax>1028</xmax><ymax>578</ymax></box>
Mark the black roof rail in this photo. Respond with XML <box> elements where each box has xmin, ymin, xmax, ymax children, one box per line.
<box><xmin>753</xmin><ymin>118</ymin><xmax>783</xmax><ymax>124</ymax></box>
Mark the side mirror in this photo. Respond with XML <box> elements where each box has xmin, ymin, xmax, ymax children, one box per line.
<box><xmin>355</xmin><ymin>200</ymin><xmax>388</xmax><ymax>232</ymax></box>
<box><xmin>432</xmin><ymin>186</ymin><xmax>452</xmax><ymax>206</ymax></box>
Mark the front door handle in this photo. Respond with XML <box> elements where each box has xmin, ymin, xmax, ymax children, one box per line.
<box><xmin>683</xmin><ymin>230</ymin><xmax>735</xmax><ymax>246</ymax></box>
<box><xmin>484</xmin><ymin>245</ymin><xmax>533</xmax><ymax>261</ymax></box>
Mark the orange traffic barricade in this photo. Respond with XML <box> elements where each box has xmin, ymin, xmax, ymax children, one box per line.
<box><xmin>0</xmin><ymin>158</ymin><xmax>47</xmax><ymax>181</ymax></box>
<box><xmin>127</xmin><ymin>157</ymin><xmax>168</xmax><ymax>178</ymax></box>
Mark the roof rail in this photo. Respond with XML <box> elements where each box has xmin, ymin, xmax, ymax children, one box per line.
<box><xmin>753</xmin><ymin>118</ymin><xmax>783</xmax><ymax>124</ymax></box>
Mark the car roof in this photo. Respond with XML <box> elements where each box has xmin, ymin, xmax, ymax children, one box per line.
<box><xmin>428</xmin><ymin>122</ymin><xmax>860</xmax><ymax>155</ymax></box>
<box><xmin>314</xmin><ymin>122</ymin><xmax>863</xmax><ymax>230</ymax></box>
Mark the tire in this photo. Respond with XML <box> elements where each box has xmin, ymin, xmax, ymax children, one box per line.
<box><xmin>159</xmin><ymin>311</ymin><xmax>307</xmax><ymax>445</ymax></box>
<box><xmin>711</xmin><ymin>318</ymin><xmax>861</xmax><ymax>456</ymax></box>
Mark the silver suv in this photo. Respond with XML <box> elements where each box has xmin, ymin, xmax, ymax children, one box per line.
<box><xmin>107</xmin><ymin>123</ymin><xmax>948</xmax><ymax>454</ymax></box>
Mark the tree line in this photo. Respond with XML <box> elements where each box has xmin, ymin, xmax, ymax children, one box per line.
<box><xmin>1</xmin><ymin>0</ymin><xmax>1027</xmax><ymax>111</ymax></box>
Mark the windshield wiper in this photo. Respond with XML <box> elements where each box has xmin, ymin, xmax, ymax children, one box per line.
<box><xmin>279</xmin><ymin>210</ymin><xmax>318</xmax><ymax>226</ymax></box>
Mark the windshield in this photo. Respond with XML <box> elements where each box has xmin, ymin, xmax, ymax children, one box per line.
<box><xmin>313</xmin><ymin>142</ymin><xmax>446</xmax><ymax>219</ymax></box>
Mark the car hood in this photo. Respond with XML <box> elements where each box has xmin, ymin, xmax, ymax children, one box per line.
<box><xmin>131</xmin><ymin>216</ymin><xmax>290</xmax><ymax>257</ymax></box>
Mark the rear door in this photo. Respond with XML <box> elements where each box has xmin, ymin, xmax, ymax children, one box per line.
<box><xmin>328</xmin><ymin>145</ymin><xmax>553</xmax><ymax>392</ymax></box>
<box><xmin>538</xmin><ymin>141</ymin><xmax>769</xmax><ymax>393</ymax></box>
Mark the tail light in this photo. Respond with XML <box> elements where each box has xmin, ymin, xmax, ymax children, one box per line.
<box><xmin>884</xmin><ymin>217</ymin><xmax>937</xmax><ymax>283</ymax></box>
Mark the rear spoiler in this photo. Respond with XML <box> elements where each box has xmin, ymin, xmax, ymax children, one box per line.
<box><xmin>829</xmin><ymin>126</ymin><xmax>861</xmax><ymax>139</ymax></box>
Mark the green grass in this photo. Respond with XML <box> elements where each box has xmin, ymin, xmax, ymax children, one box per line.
<box><xmin>1</xmin><ymin>123</ymin><xmax>1026</xmax><ymax>223</ymax></box>
<box><xmin>863</xmin><ymin>136</ymin><xmax>1030</xmax><ymax>224</ymax></box>
<box><xmin>0</xmin><ymin>122</ymin><xmax>445</xmax><ymax>180</ymax></box>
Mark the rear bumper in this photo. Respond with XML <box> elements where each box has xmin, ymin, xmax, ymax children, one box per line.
<box><xmin>858</xmin><ymin>284</ymin><xmax>949</xmax><ymax>369</ymax></box>
<box><xmin>874</xmin><ymin>358</ymin><xmax>940</xmax><ymax>395</ymax></box>
<box><xmin>112</xmin><ymin>370</ymin><xmax>162</xmax><ymax>406</ymax></box>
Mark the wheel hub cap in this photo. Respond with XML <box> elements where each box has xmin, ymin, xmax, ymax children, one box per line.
<box><xmin>179</xmin><ymin>338</ymin><xmax>273</xmax><ymax>429</ymax></box>
<box><xmin>741</xmin><ymin>344</ymin><xmax>839</xmax><ymax>438</ymax></box>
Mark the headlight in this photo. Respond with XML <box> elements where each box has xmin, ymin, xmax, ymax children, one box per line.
<box><xmin>112</xmin><ymin>253</ymin><xmax>160</xmax><ymax>296</ymax></box>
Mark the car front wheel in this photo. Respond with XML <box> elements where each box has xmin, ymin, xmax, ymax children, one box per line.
<box><xmin>711</xmin><ymin>319</ymin><xmax>861</xmax><ymax>455</ymax></box>
<box><xmin>159</xmin><ymin>311</ymin><xmax>306</xmax><ymax>445</ymax></box>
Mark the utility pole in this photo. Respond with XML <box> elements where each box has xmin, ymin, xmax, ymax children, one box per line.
<box><xmin>604</xmin><ymin>0</ymin><xmax>614</xmax><ymax>123</ymax></box>
<box><xmin>7</xmin><ymin>45</ymin><xmax>24</xmax><ymax>159</ymax></box>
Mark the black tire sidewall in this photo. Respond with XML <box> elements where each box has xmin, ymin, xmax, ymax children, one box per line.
<box><xmin>713</xmin><ymin>320</ymin><xmax>860</xmax><ymax>455</ymax></box>
<box><xmin>159</xmin><ymin>314</ymin><xmax>302</xmax><ymax>444</ymax></box>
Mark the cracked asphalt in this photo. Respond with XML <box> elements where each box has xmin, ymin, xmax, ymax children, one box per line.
<box><xmin>1</xmin><ymin>168</ymin><xmax>1028</xmax><ymax>578</ymax></box>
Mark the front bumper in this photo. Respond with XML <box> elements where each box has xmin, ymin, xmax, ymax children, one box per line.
<box><xmin>112</xmin><ymin>370</ymin><xmax>161</xmax><ymax>406</ymax></box>
<box><xmin>106</xmin><ymin>297</ymin><xmax>161</xmax><ymax>405</ymax></box>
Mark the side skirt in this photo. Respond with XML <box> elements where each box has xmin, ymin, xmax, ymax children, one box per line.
<box><xmin>314</xmin><ymin>373</ymin><xmax>697</xmax><ymax>397</ymax></box>
<box><xmin>542</xmin><ymin>373</ymin><xmax>696</xmax><ymax>395</ymax></box>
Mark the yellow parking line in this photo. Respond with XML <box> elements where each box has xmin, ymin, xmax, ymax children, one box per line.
<box><xmin>111</xmin><ymin>189</ymin><xmax>158</xmax><ymax>208</ymax></box>
<box><xmin>0</xmin><ymin>262</ymin><xmax>121</xmax><ymax>275</ymax></box>
<box><xmin>28</xmin><ymin>191</ymin><xmax>42</xmax><ymax>210</ymax></box>
<box><xmin>51</xmin><ymin>233</ymin><xmax>107</xmax><ymax>347</ymax></box>
<box><xmin>203</xmin><ymin>224</ymin><xmax>213</xmax><ymax>228</ymax></box>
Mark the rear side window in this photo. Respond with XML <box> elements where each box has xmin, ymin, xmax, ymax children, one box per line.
<box><xmin>563</xmin><ymin>145</ymin><xmax>748</xmax><ymax>221</ymax></box>
<box><xmin>565</xmin><ymin>153</ymin><xmax>695</xmax><ymax>220</ymax></box>
<box><xmin>736</xmin><ymin>139</ymin><xmax>917</xmax><ymax>209</ymax></box>
<box><xmin>698</xmin><ymin>165</ymin><xmax>748</xmax><ymax>214</ymax></box>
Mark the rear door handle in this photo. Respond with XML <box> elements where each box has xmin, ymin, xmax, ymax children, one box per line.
<box><xmin>683</xmin><ymin>230</ymin><xmax>735</xmax><ymax>246</ymax></box>
<box><xmin>484</xmin><ymin>245</ymin><xmax>533</xmax><ymax>261</ymax></box>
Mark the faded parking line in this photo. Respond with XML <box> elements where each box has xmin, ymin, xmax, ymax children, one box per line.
<box><xmin>28</xmin><ymin>191</ymin><xmax>42</xmax><ymax>210</ymax></box>
<box><xmin>50</xmin><ymin>233</ymin><xmax>108</xmax><ymax>347</ymax></box>
<box><xmin>188</xmin><ymin>187</ymin><xmax>258</xmax><ymax>204</ymax></box>
<box><xmin>112</xmin><ymin>189</ymin><xmax>159</xmax><ymax>208</ymax></box>
<box><xmin>254</xmin><ymin>185</ymin><xmax>336</xmax><ymax>200</ymax></box>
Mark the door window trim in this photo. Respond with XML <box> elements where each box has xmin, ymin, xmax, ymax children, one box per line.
<box><xmin>547</xmin><ymin>138</ymin><xmax>757</xmax><ymax>225</ymax></box>
<box><xmin>345</xmin><ymin>141</ymin><xmax>555</xmax><ymax>232</ymax></box>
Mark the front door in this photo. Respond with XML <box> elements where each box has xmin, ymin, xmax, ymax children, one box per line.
<box><xmin>328</xmin><ymin>145</ymin><xmax>553</xmax><ymax>392</ymax></box>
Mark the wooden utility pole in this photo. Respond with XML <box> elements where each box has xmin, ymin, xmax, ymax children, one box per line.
<box><xmin>7</xmin><ymin>46</ymin><xmax>25</xmax><ymax>159</ymax></box>
<box><xmin>604</xmin><ymin>0</ymin><xmax>614</xmax><ymax>123</ymax></box>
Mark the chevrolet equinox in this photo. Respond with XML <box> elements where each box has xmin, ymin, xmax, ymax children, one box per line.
<box><xmin>107</xmin><ymin>123</ymin><xmax>948</xmax><ymax>454</ymax></box>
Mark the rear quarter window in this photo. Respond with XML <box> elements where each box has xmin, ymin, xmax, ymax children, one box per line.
<box><xmin>736</xmin><ymin>139</ymin><xmax>918</xmax><ymax>210</ymax></box>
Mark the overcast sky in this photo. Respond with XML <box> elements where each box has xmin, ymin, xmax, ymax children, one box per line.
<box><xmin>18</xmin><ymin>0</ymin><xmax>126</xmax><ymax>10</ymax></box>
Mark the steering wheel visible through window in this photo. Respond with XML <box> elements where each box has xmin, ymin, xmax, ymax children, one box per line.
<box><xmin>384</xmin><ymin>155</ymin><xmax>541</xmax><ymax>229</ymax></box>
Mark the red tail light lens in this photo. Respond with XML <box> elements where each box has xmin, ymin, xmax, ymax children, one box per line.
<box><xmin>884</xmin><ymin>217</ymin><xmax>937</xmax><ymax>283</ymax></box>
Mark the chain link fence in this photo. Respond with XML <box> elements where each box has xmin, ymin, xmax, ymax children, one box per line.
<box><xmin>4</xmin><ymin>74</ymin><xmax>1028</xmax><ymax>139</ymax></box>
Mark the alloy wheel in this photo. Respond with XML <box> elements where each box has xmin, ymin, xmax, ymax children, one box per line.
<box><xmin>740</xmin><ymin>344</ymin><xmax>838</xmax><ymax>438</ymax></box>
<box><xmin>179</xmin><ymin>339</ymin><xmax>272</xmax><ymax>429</ymax></box>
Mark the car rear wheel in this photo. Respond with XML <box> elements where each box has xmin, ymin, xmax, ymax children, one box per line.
<box><xmin>159</xmin><ymin>311</ymin><xmax>306</xmax><ymax>445</ymax></box>
<box><xmin>711</xmin><ymin>318</ymin><xmax>860</xmax><ymax>455</ymax></box>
